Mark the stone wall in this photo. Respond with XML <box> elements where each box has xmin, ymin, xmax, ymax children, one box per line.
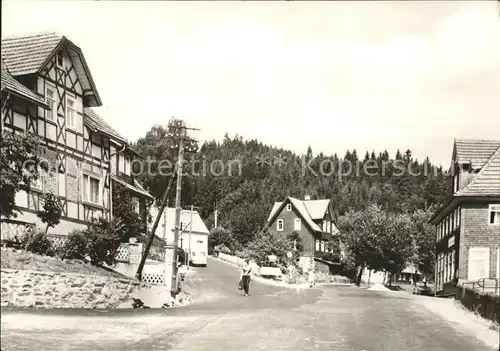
<box><xmin>1</xmin><ymin>268</ymin><xmax>147</xmax><ymax>309</ymax></box>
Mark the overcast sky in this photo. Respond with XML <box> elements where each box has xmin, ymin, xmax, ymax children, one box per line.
<box><xmin>2</xmin><ymin>1</ymin><xmax>500</xmax><ymax>166</ymax></box>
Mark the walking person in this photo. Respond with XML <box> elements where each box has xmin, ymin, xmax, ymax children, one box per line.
<box><xmin>308</xmin><ymin>267</ymin><xmax>315</xmax><ymax>288</ymax></box>
<box><xmin>240</xmin><ymin>259</ymin><xmax>252</xmax><ymax>296</ymax></box>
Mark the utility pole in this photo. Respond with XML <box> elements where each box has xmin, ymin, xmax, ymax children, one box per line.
<box><xmin>179</xmin><ymin>222</ymin><xmax>184</xmax><ymax>252</ymax></box>
<box><xmin>135</xmin><ymin>118</ymin><xmax>198</xmax><ymax>285</ymax></box>
<box><xmin>162</xmin><ymin>202</ymin><xmax>168</xmax><ymax>240</ymax></box>
<box><xmin>136</xmin><ymin>171</ymin><xmax>175</xmax><ymax>280</ymax></box>
<box><xmin>214</xmin><ymin>201</ymin><xmax>218</xmax><ymax>229</ymax></box>
<box><xmin>170</xmin><ymin>119</ymin><xmax>199</xmax><ymax>296</ymax></box>
<box><xmin>188</xmin><ymin>204</ymin><xmax>193</xmax><ymax>269</ymax></box>
<box><xmin>171</xmin><ymin>132</ymin><xmax>184</xmax><ymax>295</ymax></box>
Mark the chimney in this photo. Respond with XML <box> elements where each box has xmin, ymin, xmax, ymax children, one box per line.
<box><xmin>304</xmin><ymin>195</ymin><xmax>311</xmax><ymax>201</ymax></box>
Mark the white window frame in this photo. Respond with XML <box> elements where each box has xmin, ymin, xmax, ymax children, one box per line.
<box><xmin>124</xmin><ymin>156</ymin><xmax>131</xmax><ymax>175</ymax></box>
<box><xmin>66</xmin><ymin>95</ymin><xmax>77</xmax><ymax>130</ymax></box>
<box><xmin>119</xmin><ymin>154</ymin><xmax>125</xmax><ymax>173</ymax></box>
<box><xmin>322</xmin><ymin>220</ymin><xmax>327</xmax><ymax>232</ymax></box>
<box><xmin>294</xmin><ymin>218</ymin><xmax>301</xmax><ymax>231</ymax></box>
<box><xmin>45</xmin><ymin>86</ymin><xmax>57</xmax><ymax>120</ymax></box>
<box><xmin>286</xmin><ymin>203</ymin><xmax>292</xmax><ymax>211</ymax></box>
<box><xmin>497</xmin><ymin>247</ymin><xmax>500</xmax><ymax>280</ymax></box>
<box><xmin>277</xmin><ymin>219</ymin><xmax>284</xmax><ymax>232</ymax></box>
<box><xmin>326</xmin><ymin>221</ymin><xmax>331</xmax><ymax>233</ymax></box>
<box><xmin>58</xmin><ymin>171</ymin><xmax>66</xmax><ymax>197</ymax></box>
<box><xmin>315</xmin><ymin>239</ymin><xmax>320</xmax><ymax>251</ymax></box>
<box><xmin>467</xmin><ymin>247</ymin><xmax>490</xmax><ymax>281</ymax></box>
<box><xmin>82</xmin><ymin>173</ymin><xmax>101</xmax><ymax>205</ymax></box>
<box><xmin>92</xmin><ymin>144</ymin><xmax>102</xmax><ymax>159</ymax></box>
<box><xmin>488</xmin><ymin>204</ymin><xmax>500</xmax><ymax>225</ymax></box>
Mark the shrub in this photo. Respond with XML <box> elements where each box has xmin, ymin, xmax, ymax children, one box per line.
<box><xmin>61</xmin><ymin>217</ymin><xmax>121</xmax><ymax>266</ymax></box>
<box><xmin>55</xmin><ymin>218</ymin><xmax>122</xmax><ymax>265</ymax></box>
<box><xmin>320</xmin><ymin>252</ymin><xmax>341</xmax><ymax>263</ymax></box>
<box><xmin>112</xmin><ymin>183</ymin><xmax>143</xmax><ymax>242</ymax></box>
<box><xmin>58</xmin><ymin>230</ymin><xmax>87</xmax><ymax>260</ymax></box>
<box><xmin>245</xmin><ymin>229</ymin><xmax>298</xmax><ymax>268</ymax></box>
<box><xmin>86</xmin><ymin>219</ymin><xmax>116</xmax><ymax>266</ymax></box>
<box><xmin>215</xmin><ymin>244</ymin><xmax>232</xmax><ymax>254</ymax></box>
<box><xmin>21</xmin><ymin>228</ymin><xmax>55</xmax><ymax>257</ymax></box>
<box><xmin>209</xmin><ymin>227</ymin><xmax>234</xmax><ymax>252</ymax></box>
<box><xmin>3</xmin><ymin>230</ymin><xmax>28</xmax><ymax>250</ymax></box>
<box><xmin>37</xmin><ymin>192</ymin><xmax>62</xmax><ymax>235</ymax></box>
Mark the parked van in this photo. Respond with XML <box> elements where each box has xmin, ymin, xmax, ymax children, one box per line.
<box><xmin>189</xmin><ymin>251</ymin><xmax>207</xmax><ymax>267</ymax></box>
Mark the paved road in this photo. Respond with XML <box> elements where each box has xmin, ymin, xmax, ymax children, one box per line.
<box><xmin>0</xmin><ymin>257</ymin><xmax>494</xmax><ymax>351</ymax></box>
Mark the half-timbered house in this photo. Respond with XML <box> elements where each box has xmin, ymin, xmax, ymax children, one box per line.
<box><xmin>1</xmin><ymin>32</ymin><xmax>152</xmax><ymax>244</ymax></box>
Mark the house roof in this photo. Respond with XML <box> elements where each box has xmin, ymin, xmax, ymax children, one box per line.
<box><xmin>84</xmin><ymin>107</ymin><xmax>127</xmax><ymax>143</ymax></box>
<box><xmin>430</xmin><ymin>141</ymin><xmax>500</xmax><ymax>224</ymax></box>
<box><xmin>111</xmin><ymin>175</ymin><xmax>153</xmax><ymax>200</ymax></box>
<box><xmin>455</xmin><ymin>146</ymin><xmax>500</xmax><ymax>197</ymax></box>
<box><xmin>149</xmin><ymin>206</ymin><xmax>210</xmax><ymax>243</ymax></box>
<box><xmin>1</xmin><ymin>32</ymin><xmax>61</xmax><ymax>75</ymax></box>
<box><xmin>267</xmin><ymin>197</ymin><xmax>335</xmax><ymax>233</ymax></box>
<box><xmin>267</xmin><ymin>202</ymin><xmax>283</xmax><ymax>222</ymax></box>
<box><xmin>1</xmin><ymin>60</ymin><xmax>48</xmax><ymax>107</ymax></box>
<box><xmin>1</xmin><ymin>32</ymin><xmax>102</xmax><ymax>106</ymax></box>
<box><xmin>453</xmin><ymin>139</ymin><xmax>500</xmax><ymax>170</ymax></box>
<box><xmin>303</xmin><ymin>199</ymin><xmax>330</xmax><ymax>219</ymax></box>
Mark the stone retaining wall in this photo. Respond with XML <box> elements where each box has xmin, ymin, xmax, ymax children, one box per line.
<box><xmin>1</xmin><ymin>268</ymin><xmax>148</xmax><ymax>309</ymax></box>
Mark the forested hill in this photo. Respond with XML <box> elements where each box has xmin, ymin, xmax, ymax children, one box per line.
<box><xmin>133</xmin><ymin>127</ymin><xmax>452</xmax><ymax>245</ymax></box>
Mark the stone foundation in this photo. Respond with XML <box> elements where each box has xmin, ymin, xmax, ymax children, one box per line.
<box><xmin>1</xmin><ymin>268</ymin><xmax>148</xmax><ymax>309</ymax></box>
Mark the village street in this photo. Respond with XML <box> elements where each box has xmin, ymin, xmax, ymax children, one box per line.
<box><xmin>0</xmin><ymin>257</ymin><xmax>494</xmax><ymax>351</ymax></box>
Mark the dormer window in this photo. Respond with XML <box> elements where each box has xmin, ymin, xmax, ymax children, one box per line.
<box><xmin>462</xmin><ymin>163</ymin><xmax>471</xmax><ymax>172</ymax></box>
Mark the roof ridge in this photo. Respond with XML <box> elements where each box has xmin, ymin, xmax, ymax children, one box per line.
<box><xmin>456</xmin><ymin>145</ymin><xmax>500</xmax><ymax>196</ymax></box>
<box><xmin>289</xmin><ymin>196</ymin><xmax>315</xmax><ymax>223</ymax></box>
<box><xmin>455</xmin><ymin>138</ymin><xmax>500</xmax><ymax>143</ymax></box>
<box><xmin>1</xmin><ymin>31</ymin><xmax>61</xmax><ymax>41</ymax></box>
